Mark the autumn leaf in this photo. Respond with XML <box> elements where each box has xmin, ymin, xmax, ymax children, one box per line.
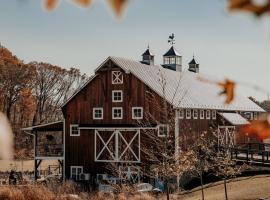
<box><xmin>228</xmin><ymin>0</ymin><xmax>270</xmax><ymax>16</ymax></box>
<box><xmin>218</xmin><ymin>79</ymin><xmax>235</xmax><ymax>104</ymax></box>
<box><xmin>107</xmin><ymin>0</ymin><xmax>128</xmax><ymax>17</ymax></box>
<box><xmin>44</xmin><ymin>0</ymin><xmax>59</xmax><ymax>11</ymax></box>
<box><xmin>240</xmin><ymin>115</ymin><xmax>270</xmax><ymax>141</ymax></box>
<box><xmin>197</xmin><ymin>77</ymin><xmax>235</xmax><ymax>104</ymax></box>
<box><xmin>72</xmin><ymin>0</ymin><xmax>92</xmax><ymax>7</ymax></box>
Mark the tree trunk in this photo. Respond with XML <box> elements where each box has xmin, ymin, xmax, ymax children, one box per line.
<box><xmin>224</xmin><ymin>178</ymin><xmax>228</xmax><ymax>200</ymax></box>
<box><xmin>200</xmin><ymin>171</ymin><xmax>205</xmax><ymax>200</ymax></box>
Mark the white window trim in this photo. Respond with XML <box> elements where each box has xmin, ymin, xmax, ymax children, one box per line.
<box><xmin>132</xmin><ymin>107</ymin><xmax>143</xmax><ymax>119</ymax></box>
<box><xmin>186</xmin><ymin>109</ymin><xmax>191</xmax><ymax>119</ymax></box>
<box><xmin>112</xmin><ymin>107</ymin><xmax>123</xmax><ymax>119</ymax></box>
<box><xmin>179</xmin><ymin>109</ymin><xmax>184</xmax><ymax>119</ymax></box>
<box><xmin>200</xmin><ymin>110</ymin><xmax>204</xmax><ymax>119</ymax></box>
<box><xmin>112</xmin><ymin>90</ymin><xmax>123</xmax><ymax>103</ymax></box>
<box><xmin>206</xmin><ymin>110</ymin><xmax>211</xmax><ymax>119</ymax></box>
<box><xmin>70</xmin><ymin>124</ymin><xmax>80</xmax><ymax>136</ymax></box>
<box><xmin>193</xmin><ymin>110</ymin><xmax>198</xmax><ymax>119</ymax></box>
<box><xmin>212</xmin><ymin>110</ymin><xmax>217</xmax><ymax>120</ymax></box>
<box><xmin>112</xmin><ymin>71</ymin><xmax>123</xmax><ymax>84</ymax></box>
<box><xmin>70</xmin><ymin>166</ymin><xmax>83</xmax><ymax>180</ymax></box>
<box><xmin>158</xmin><ymin>124</ymin><xmax>169</xmax><ymax>137</ymax></box>
<box><xmin>93</xmin><ymin>107</ymin><xmax>103</xmax><ymax>120</ymax></box>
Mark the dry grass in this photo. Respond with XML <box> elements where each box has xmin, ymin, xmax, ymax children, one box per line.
<box><xmin>0</xmin><ymin>182</ymin><xmax>155</xmax><ymax>200</ymax></box>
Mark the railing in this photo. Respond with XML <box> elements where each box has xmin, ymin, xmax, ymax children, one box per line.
<box><xmin>230</xmin><ymin>143</ymin><xmax>270</xmax><ymax>165</ymax></box>
<box><xmin>36</xmin><ymin>144</ymin><xmax>63</xmax><ymax>157</ymax></box>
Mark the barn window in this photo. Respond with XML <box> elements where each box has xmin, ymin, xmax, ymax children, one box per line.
<box><xmin>93</xmin><ymin>107</ymin><xmax>103</xmax><ymax>119</ymax></box>
<box><xmin>200</xmin><ymin>110</ymin><xmax>204</xmax><ymax>119</ymax></box>
<box><xmin>70</xmin><ymin>166</ymin><xmax>83</xmax><ymax>181</ymax></box>
<box><xmin>132</xmin><ymin>107</ymin><xmax>143</xmax><ymax>119</ymax></box>
<box><xmin>212</xmin><ymin>110</ymin><xmax>217</xmax><ymax>120</ymax></box>
<box><xmin>193</xmin><ymin>110</ymin><xmax>198</xmax><ymax>119</ymax></box>
<box><xmin>112</xmin><ymin>107</ymin><xmax>123</xmax><ymax>119</ymax></box>
<box><xmin>112</xmin><ymin>90</ymin><xmax>123</xmax><ymax>102</ymax></box>
<box><xmin>158</xmin><ymin>124</ymin><xmax>169</xmax><ymax>137</ymax></box>
<box><xmin>186</xmin><ymin>109</ymin><xmax>191</xmax><ymax>119</ymax></box>
<box><xmin>112</xmin><ymin>71</ymin><xmax>123</xmax><ymax>84</ymax></box>
<box><xmin>206</xmin><ymin>110</ymin><xmax>211</xmax><ymax>119</ymax></box>
<box><xmin>70</xmin><ymin>124</ymin><xmax>80</xmax><ymax>136</ymax></box>
<box><xmin>179</xmin><ymin>109</ymin><xmax>184</xmax><ymax>119</ymax></box>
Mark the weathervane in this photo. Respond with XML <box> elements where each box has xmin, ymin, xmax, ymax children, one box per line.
<box><xmin>168</xmin><ymin>33</ymin><xmax>175</xmax><ymax>46</ymax></box>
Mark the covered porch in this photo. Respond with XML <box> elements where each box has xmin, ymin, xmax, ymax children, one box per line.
<box><xmin>22</xmin><ymin>121</ymin><xmax>64</xmax><ymax>181</ymax></box>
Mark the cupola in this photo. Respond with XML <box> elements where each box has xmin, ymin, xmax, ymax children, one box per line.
<box><xmin>162</xmin><ymin>34</ymin><xmax>182</xmax><ymax>72</ymax></box>
<box><xmin>141</xmin><ymin>46</ymin><xmax>154</xmax><ymax>65</ymax></box>
<box><xmin>188</xmin><ymin>55</ymin><xmax>199</xmax><ymax>73</ymax></box>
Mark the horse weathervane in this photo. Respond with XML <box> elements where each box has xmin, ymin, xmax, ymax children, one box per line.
<box><xmin>168</xmin><ymin>33</ymin><xmax>175</xmax><ymax>46</ymax></box>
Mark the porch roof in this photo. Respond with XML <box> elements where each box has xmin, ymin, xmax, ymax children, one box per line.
<box><xmin>218</xmin><ymin>112</ymin><xmax>250</xmax><ymax>125</ymax></box>
<box><xmin>21</xmin><ymin>121</ymin><xmax>63</xmax><ymax>132</ymax></box>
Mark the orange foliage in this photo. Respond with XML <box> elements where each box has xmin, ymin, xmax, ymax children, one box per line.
<box><xmin>228</xmin><ymin>0</ymin><xmax>270</xmax><ymax>16</ymax></box>
<box><xmin>197</xmin><ymin>77</ymin><xmax>235</xmax><ymax>104</ymax></box>
<box><xmin>218</xmin><ymin>79</ymin><xmax>235</xmax><ymax>104</ymax></box>
<box><xmin>240</xmin><ymin>116</ymin><xmax>270</xmax><ymax>141</ymax></box>
<box><xmin>43</xmin><ymin>0</ymin><xmax>127</xmax><ymax>17</ymax></box>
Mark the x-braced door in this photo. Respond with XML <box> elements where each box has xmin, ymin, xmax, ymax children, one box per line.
<box><xmin>217</xmin><ymin>126</ymin><xmax>235</xmax><ymax>148</ymax></box>
<box><xmin>95</xmin><ymin>129</ymin><xmax>140</xmax><ymax>163</ymax></box>
<box><xmin>119</xmin><ymin>166</ymin><xmax>140</xmax><ymax>183</ymax></box>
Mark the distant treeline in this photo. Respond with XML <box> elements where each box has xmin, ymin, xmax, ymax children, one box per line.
<box><xmin>0</xmin><ymin>45</ymin><xmax>87</xmax><ymax>157</ymax></box>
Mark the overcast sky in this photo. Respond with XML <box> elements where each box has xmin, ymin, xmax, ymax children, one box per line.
<box><xmin>0</xmin><ymin>0</ymin><xmax>270</xmax><ymax>100</ymax></box>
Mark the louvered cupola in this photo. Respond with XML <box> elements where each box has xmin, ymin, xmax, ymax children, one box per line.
<box><xmin>141</xmin><ymin>46</ymin><xmax>154</xmax><ymax>65</ymax></box>
<box><xmin>188</xmin><ymin>55</ymin><xmax>199</xmax><ymax>73</ymax></box>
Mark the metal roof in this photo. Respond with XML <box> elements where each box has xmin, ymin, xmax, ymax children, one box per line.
<box><xmin>218</xmin><ymin>112</ymin><xmax>250</xmax><ymax>125</ymax></box>
<box><xmin>108</xmin><ymin>56</ymin><xmax>264</xmax><ymax>112</ymax></box>
<box><xmin>142</xmin><ymin>48</ymin><xmax>154</xmax><ymax>56</ymax></box>
<box><xmin>21</xmin><ymin>121</ymin><xmax>63</xmax><ymax>132</ymax></box>
<box><xmin>163</xmin><ymin>46</ymin><xmax>181</xmax><ymax>57</ymax></box>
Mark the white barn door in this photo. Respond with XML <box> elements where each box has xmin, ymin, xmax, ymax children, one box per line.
<box><xmin>217</xmin><ymin>126</ymin><xmax>235</xmax><ymax>148</ymax></box>
<box><xmin>95</xmin><ymin>129</ymin><xmax>140</xmax><ymax>163</ymax></box>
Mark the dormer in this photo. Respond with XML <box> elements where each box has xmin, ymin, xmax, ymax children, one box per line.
<box><xmin>188</xmin><ymin>56</ymin><xmax>199</xmax><ymax>73</ymax></box>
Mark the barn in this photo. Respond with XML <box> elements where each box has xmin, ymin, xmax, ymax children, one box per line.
<box><xmin>22</xmin><ymin>45</ymin><xmax>264</xmax><ymax>187</ymax></box>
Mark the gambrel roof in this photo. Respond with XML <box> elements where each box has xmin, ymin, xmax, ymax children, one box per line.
<box><xmin>62</xmin><ymin>56</ymin><xmax>264</xmax><ymax>112</ymax></box>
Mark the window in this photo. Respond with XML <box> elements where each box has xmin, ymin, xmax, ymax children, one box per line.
<box><xmin>158</xmin><ymin>124</ymin><xmax>169</xmax><ymax>137</ymax></box>
<box><xmin>206</xmin><ymin>110</ymin><xmax>211</xmax><ymax>119</ymax></box>
<box><xmin>176</xmin><ymin>57</ymin><xmax>181</xmax><ymax>65</ymax></box>
<box><xmin>93</xmin><ymin>107</ymin><xmax>103</xmax><ymax>119</ymax></box>
<box><xmin>254</xmin><ymin>112</ymin><xmax>258</xmax><ymax>120</ymax></box>
<box><xmin>70</xmin><ymin>166</ymin><xmax>83</xmax><ymax>181</ymax></box>
<box><xmin>169</xmin><ymin>57</ymin><xmax>175</xmax><ymax>64</ymax></box>
<box><xmin>112</xmin><ymin>107</ymin><xmax>123</xmax><ymax>119</ymax></box>
<box><xmin>112</xmin><ymin>90</ymin><xmax>123</xmax><ymax>102</ymax></box>
<box><xmin>193</xmin><ymin>110</ymin><xmax>198</xmax><ymax>119</ymax></box>
<box><xmin>112</xmin><ymin>71</ymin><xmax>123</xmax><ymax>84</ymax></box>
<box><xmin>70</xmin><ymin>124</ymin><xmax>79</xmax><ymax>136</ymax></box>
<box><xmin>212</xmin><ymin>110</ymin><xmax>217</xmax><ymax>120</ymax></box>
<box><xmin>132</xmin><ymin>107</ymin><xmax>143</xmax><ymax>119</ymax></box>
<box><xmin>164</xmin><ymin>57</ymin><xmax>169</xmax><ymax>64</ymax></box>
<box><xmin>179</xmin><ymin>109</ymin><xmax>184</xmax><ymax>119</ymax></box>
<box><xmin>186</xmin><ymin>109</ymin><xmax>191</xmax><ymax>119</ymax></box>
<box><xmin>200</xmin><ymin>110</ymin><xmax>204</xmax><ymax>119</ymax></box>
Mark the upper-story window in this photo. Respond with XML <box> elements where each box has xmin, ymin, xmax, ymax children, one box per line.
<box><xmin>112</xmin><ymin>107</ymin><xmax>123</xmax><ymax>119</ymax></box>
<box><xmin>112</xmin><ymin>71</ymin><xmax>123</xmax><ymax>84</ymax></box>
<box><xmin>164</xmin><ymin>57</ymin><xmax>169</xmax><ymax>65</ymax></box>
<box><xmin>93</xmin><ymin>107</ymin><xmax>103</xmax><ymax>120</ymax></box>
<box><xmin>158</xmin><ymin>124</ymin><xmax>169</xmax><ymax>137</ymax></box>
<box><xmin>200</xmin><ymin>110</ymin><xmax>204</xmax><ymax>119</ymax></box>
<box><xmin>132</xmin><ymin>107</ymin><xmax>143</xmax><ymax>119</ymax></box>
<box><xmin>206</xmin><ymin>110</ymin><xmax>211</xmax><ymax>119</ymax></box>
<box><xmin>112</xmin><ymin>90</ymin><xmax>123</xmax><ymax>102</ymax></box>
<box><xmin>193</xmin><ymin>110</ymin><xmax>198</xmax><ymax>119</ymax></box>
<box><xmin>186</xmin><ymin>109</ymin><xmax>191</xmax><ymax>119</ymax></box>
<box><xmin>212</xmin><ymin>110</ymin><xmax>217</xmax><ymax>120</ymax></box>
<box><xmin>179</xmin><ymin>109</ymin><xmax>184</xmax><ymax>119</ymax></box>
<box><xmin>70</xmin><ymin>124</ymin><xmax>80</xmax><ymax>136</ymax></box>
